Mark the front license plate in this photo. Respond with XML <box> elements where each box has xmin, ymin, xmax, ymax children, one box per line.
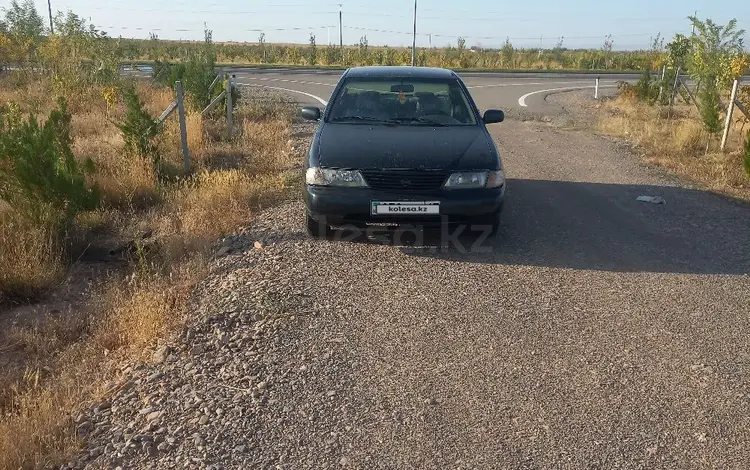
<box><xmin>371</xmin><ymin>201</ymin><xmax>440</xmax><ymax>215</ymax></box>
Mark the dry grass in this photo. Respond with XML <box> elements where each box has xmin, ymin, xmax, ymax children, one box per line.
<box><xmin>95</xmin><ymin>155</ymin><xmax>161</xmax><ymax>210</ymax></box>
<box><xmin>0</xmin><ymin>74</ymin><xmax>298</xmax><ymax>469</ymax></box>
<box><xmin>92</xmin><ymin>263</ymin><xmax>199</xmax><ymax>354</ymax></box>
<box><xmin>0</xmin><ymin>76</ymin><xmax>55</xmax><ymax>115</ymax></box>
<box><xmin>0</xmin><ymin>212</ymin><xmax>64</xmax><ymax>303</ymax></box>
<box><xmin>0</xmin><ymin>264</ymin><xmax>198</xmax><ymax>469</ymax></box>
<box><xmin>171</xmin><ymin>170</ymin><xmax>289</xmax><ymax>243</ymax></box>
<box><xmin>186</xmin><ymin>112</ymin><xmax>205</xmax><ymax>151</ymax></box>
<box><xmin>597</xmin><ymin>96</ymin><xmax>750</xmax><ymax>201</ymax></box>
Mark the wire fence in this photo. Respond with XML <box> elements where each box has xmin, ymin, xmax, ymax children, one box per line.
<box><xmin>150</xmin><ymin>71</ymin><xmax>236</xmax><ymax>172</ymax></box>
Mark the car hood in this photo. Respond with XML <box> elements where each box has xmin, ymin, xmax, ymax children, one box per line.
<box><xmin>315</xmin><ymin>123</ymin><xmax>497</xmax><ymax>170</ymax></box>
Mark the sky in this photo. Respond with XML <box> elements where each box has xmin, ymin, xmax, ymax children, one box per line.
<box><xmin>28</xmin><ymin>0</ymin><xmax>750</xmax><ymax>50</ymax></box>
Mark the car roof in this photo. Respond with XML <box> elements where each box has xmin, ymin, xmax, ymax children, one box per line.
<box><xmin>343</xmin><ymin>66</ymin><xmax>458</xmax><ymax>79</ymax></box>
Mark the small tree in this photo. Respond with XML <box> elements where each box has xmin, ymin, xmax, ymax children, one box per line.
<box><xmin>307</xmin><ymin>32</ymin><xmax>316</xmax><ymax>66</ymax></box>
<box><xmin>666</xmin><ymin>33</ymin><xmax>690</xmax><ymax>69</ymax></box>
<box><xmin>3</xmin><ymin>0</ymin><xmax>45</xmax><ymax>38</ymax></box>
<box><xmin>1</xmin><ymin>0</ymin><xmax>45</xmax><ymax>71</ymax></box>
<box><xmin>687</xmin><ymin>16</ymin><xmax>745</xmax><ymax>90</ymax></box>
<box><xmin>698</xmin><ymin>81</ymin><xmax>722</xmax><ymax>153</ymax></box>
<box><xmin>157</xmin><ymin>26</ymin><xmax>218</xmax><ymax>111</ymax></box>
<box><xmin>500</xmin><ymin>37</ymin><xmax>514</xmax><ymax>68</ymax></box>
<box><xmin>116</xmin><ymin>83</ymin><xmax>159</xmax><ymax>165</ymax></box>
<box><xmin>648</xmin><ymin>32</ymin><xmax>665</xmax><ymax>70</ymax></box>
<box><xmin>258</xmin><ymin>32</ymin><xmax>266</xmax><ymax>63</ymax></box>
<box><xmin>456</xmin><ymin>37</ymin><xmax>472</xmax><ymax>69</ymax></box>
<box><xmin>744</xmin><ymin>131</ymin><xmax>750</xmax><ymax>179</ymax></box>
<box><xmin>0</xmin><ymin>98</ymin><xmax>99</xmax><ymax>223</ymax></box>
<box><xmin>358</xmin><ymin>35</ymin><xmax>369</xmax><ymax>65</ymax></box>
<box><xmin>602</xmin><ymin>34</ymin><xmax>614</xmax><ymax>69</ymax></box>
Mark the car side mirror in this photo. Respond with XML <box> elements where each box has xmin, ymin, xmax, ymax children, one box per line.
<box><xmin>301</xmin><ymin>106</ymin><xmax>321</xmax><ymax>121</ymax></box>
<box><xmin>483</xmin><ymin>109</ymin><xmax>504</xmax><ymax>124</ymax></box>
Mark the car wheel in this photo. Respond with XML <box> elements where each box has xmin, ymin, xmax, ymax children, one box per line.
<box><xmin>306</xmin><ymin>212</ymin><xmax>333</xmax><ymax>239</ymax></box>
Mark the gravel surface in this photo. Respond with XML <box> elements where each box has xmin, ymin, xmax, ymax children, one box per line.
<box><xmin>71</xmin><ymin>103</ymin><xmax>750</xmax><ymax>469</ymax></box>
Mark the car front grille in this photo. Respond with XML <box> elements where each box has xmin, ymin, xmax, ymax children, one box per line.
<box><xmin>360</xmin><ymin>170</ymin><xmax>448</xmax><ymax>192</ymax></box>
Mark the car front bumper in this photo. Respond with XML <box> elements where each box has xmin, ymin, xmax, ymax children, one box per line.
<box><xmin>304</xmin><ymin>184</ymin><xmax>506</xmax><ymax>228</ymax></box>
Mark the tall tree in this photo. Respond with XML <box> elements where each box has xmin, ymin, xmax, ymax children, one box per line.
<box><xmin>3</xmin><ymin>0</ymin><xmax>45</xmax><ymax>38</ymax></box>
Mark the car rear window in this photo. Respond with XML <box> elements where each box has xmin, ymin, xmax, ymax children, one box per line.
<box><xmin>327</xmin><ymin>77</ymin><xmax>478</xmax><ymax>126</ymax></box>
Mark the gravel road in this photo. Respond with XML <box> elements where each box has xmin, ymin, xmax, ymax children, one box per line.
<box><xmin>73</xmin><ymin>93</ymin><xmax>750</xmax><ymax>470</ymax></box>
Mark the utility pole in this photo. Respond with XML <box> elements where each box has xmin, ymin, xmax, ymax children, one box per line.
<box><xmin>47</xmin><ymin>0</ymin><xmax>54</xmax><ymax>34</ymax></box>
<box><xmin>429</xmin><ymin>33</ymin><xmax>432</xmax><ymax>48</ymax></box>
<box><xmin>411</xmin><ymin>0</ymin><xmax>417</xmax><ymax>66</ymax></box>
<box><xmin>339</xmin><ymin>4</ymin><xmax>343</xmax><ymax>50</ymax></box>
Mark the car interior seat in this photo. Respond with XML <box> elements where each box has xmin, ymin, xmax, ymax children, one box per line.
<box><xmin>417</xmin><ymin>92</ymin><xmax>444</xmax><ymax>116</ymax></box>
<box><xmin>355</xmin><ymin>91</ymin><xmax>385</xmax><ymax>118</ymax></box>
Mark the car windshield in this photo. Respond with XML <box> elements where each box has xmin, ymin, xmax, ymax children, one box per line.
<box><xmin>326</xmin><ymin>77</ymin><xmax>478</xmax><ymax>126</ymax></box>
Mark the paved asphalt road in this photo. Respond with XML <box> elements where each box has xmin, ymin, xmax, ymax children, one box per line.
<box><xmin>231</xmin><ymin>68</ymin><xmax>637</xmax><ymax>113</ymax></box>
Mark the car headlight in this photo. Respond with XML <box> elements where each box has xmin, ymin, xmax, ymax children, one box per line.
<box><xmin>306</xmin><ymin>167</ymin><xmax>368</xmax><ymax>187</ymax></box>
<box><xmin>486</xmin><ymin>170</ymin><xmax>505</xmax><ymax>188</ymax></box>
<box><xmin>443</xmin><ymin>170</ymin><xmax>504</xmax><ymax>189</ymax></box>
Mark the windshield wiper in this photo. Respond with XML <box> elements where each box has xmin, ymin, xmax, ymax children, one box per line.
<box><xmin>388</xmin><ymin>116</ymin><xmax>447</xmax><ymax>127</ymax></box>
<box><xmin>329</xmin><ymin>115</ymin><xmax>394</xmax><ymax>124</ymax></box>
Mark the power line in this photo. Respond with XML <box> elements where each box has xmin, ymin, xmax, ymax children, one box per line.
<box><xmin>343</xmin><ymin>26</ymin><xmax>657</xmax><ymax>41</ymax></box>
<box><xmin>98</xmin><ymin>25</ymin><xmax>335</xmax><ymax>33</ymax></box>
<box><xmin>51</xmin><ymin>1</ymin><xmax>694</xmax><ymax>24</ymax></box>
<box><xmin>53</xmin><ymin>3</ymin><xmax>691</xmax><ymax>24</ymax></box>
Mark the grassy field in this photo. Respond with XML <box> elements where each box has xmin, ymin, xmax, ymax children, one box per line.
<box><xmin>0</xmin><ymin>74</ymin><xmax>304</xmax><ymax>468</ymax></box>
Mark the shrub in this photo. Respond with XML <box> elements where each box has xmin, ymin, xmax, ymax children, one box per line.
<box><xmin>696</xmin><ymin>81</ymin><xmax>723</xmax><ymax>153</ymax></box>
<box><xmin>151</xmin><ymin>28</ymin><xmax>218</xmax><ymax>112</ymax></box>
<box><xmin>116</xmin><ymin>82</ymin><xmax>160</xmax><ymax>165</ymax></box>
<box><xmin>152</xmin><ymin>60</ymin><xmax>185</xmax><ymax>87</ymax></box>
<box><xmin>181</xmin><ymin>52</ymin><xmax>216</xmax><ymax>111</ymax></box>
<box><xmin>617</xmin><ymin>80</ymin><xmax>639</xmax><ymax>100</ymax></box>
<box><xmin>0</xmin><ymin>98</ymin><xmax>100</xmax><ymax>223</ymax></box>
<box><xmin>39</xmin><ymin>11</ymin><xmax>121</xmax><ymax>103</ymax></box>
<box><xmin>152</xmin><ymin>58</ymin><xmax>213</xmax><ymax>111</ymax></box>
<box><xmin>634</xmin><ymin>69</ymin><xmax>659</xmax><ymax>103</ymax></box>
<box><xmin>698</xmin><ymin>82</ymin><xmax>722</xmax><ymax>134</ymax></box>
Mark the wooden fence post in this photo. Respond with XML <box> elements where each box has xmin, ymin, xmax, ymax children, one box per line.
<box><xmin>721</xmin><ymin>79</ymin><xmax>740</xmax><ymax>152</ymax></box>
<box><xmin>176</xmin><ymin>80</ymin><xmax>190</xmax><ymax>172</ymax></box>
<box><xmin>658</xmin><ymin>64</ymin><xmax>666</xmax><ymax>102</ymax></box>
<box><xmin>669</xmin><ymin>66</ymin><xmax>681</xmax><ymax>106</ymax></box>
<box><xmin>226</xmin><ymin>74</ymin><xmax>233</xmax><ymax>139</ymax></box>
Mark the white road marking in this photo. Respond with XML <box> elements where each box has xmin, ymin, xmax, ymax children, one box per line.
<box><xmin>241</xmin><ymin>76</ymin><xmax>336</xmax><ymax>87</ymax></box>
<box><xmin>467</xmin><ymin>81</ymin><xmax>594</xmax><ymax>89</ymax></box>
<box><xmin>239</xmin><ymin>74</ymin><xmax>621</xmax><ymax>110</ymax></box>
<box><xmin>237</xmin><ymin>83</ymin><xmax>328</xmax><ymax>106</ymax></box>
<box><xmin>518</xmin><ymin>85</ymin><xmax>619</xmax><ymax>107</ymax></box>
